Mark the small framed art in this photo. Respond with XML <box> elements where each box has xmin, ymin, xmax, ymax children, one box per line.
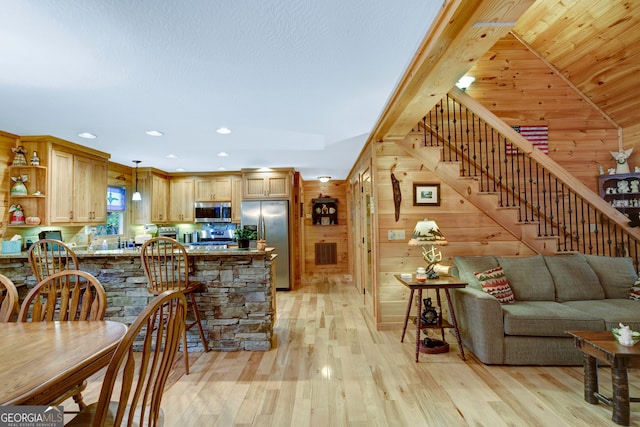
<box><xmin>413</xmin><ymin>183</ymin><xmax>440</xmax><ymax>206</ymax></box>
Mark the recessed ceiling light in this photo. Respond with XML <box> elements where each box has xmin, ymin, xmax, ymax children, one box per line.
<box><xmin>166</xmin><ymin>154</ymin><xmax>178</xmax><ymax>159</ymax></box>
<box><xmin>217</xmin><ymin>152</ymin><xmax>229</xmax><ymax>157</ymax></box>
<box><xmin>146</xmin><ymin>130</ymin><xmax>164</xmax><ymax>136</ymax></box>
<box><xmin>216</xmin><ymin>127</ymin><xmax>231</xmax><ymax>135</ymax></box>
<box><xmin>175</xmin><ymin>168</ymin><xmax>185</xmax><ymax>172</ymax></box>
<box><xmin>78</xmin><ymin>132</ymin><xmax>96</xmax><ymax>139</ymax></box>
<box><xmin>258</xmin><ymin>167</ymin><xmax>272</xmax><ymax>172</ymax></box>
<box><xmin>218</xmin><ymin>167</ymin><xmax>226</xmax><ymax>171</ymax></box>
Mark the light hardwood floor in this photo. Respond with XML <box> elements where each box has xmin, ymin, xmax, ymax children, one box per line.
<box><xmin>69</xmin><ymin>274</ymin><xmax>640</xmax><ymax>426</ymax></box>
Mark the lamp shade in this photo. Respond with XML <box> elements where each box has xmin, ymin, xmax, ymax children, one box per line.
<box><xmin>408</xmin><ymin>218</ymin><xmax>447</xmax><ymax>246</ymax></box>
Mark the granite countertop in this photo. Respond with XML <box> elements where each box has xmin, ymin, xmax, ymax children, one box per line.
<box><xmin>0</xmin><ymin>247</ymin><xmax>275</xmax><ymax>258</ymax></box>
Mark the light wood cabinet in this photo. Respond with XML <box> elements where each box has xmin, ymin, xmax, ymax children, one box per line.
<box><xmin>169</xmin><ymin>178</ymin><xmax>195</xmax><ymax>222</ymax></box>
<box><xmin>49</xmin><ymin>149</ymin><xmax>108</xmax><ymax>224</ymax></box>
<box><xmin>231</xmin><ymin>177</ymin><xmax>242</xmax><ymax>223</ymax></box>
<box><xmin>242</xmin><ymin>170</ymin><xmax>292</xmax><ymax>199</ymax></box>
<box><xmin>195</xmin><ymin>177</ymin><xmax>232</xmax><ymax>201</ymax></box>
<box><xmin>73</xmin><ymin>155</ymin><xmax>107</xmax><ymax>223</ymax></box>
<box><xmin>132</xmin><ymin>170</ymin><xmax>169</xmax><ymax>224</ymax></box>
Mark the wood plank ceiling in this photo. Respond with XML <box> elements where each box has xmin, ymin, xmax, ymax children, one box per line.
<box><xmin>372</xmin><ymin>0</ymin><xmax>640</xmax><ymax>149</ymax></box>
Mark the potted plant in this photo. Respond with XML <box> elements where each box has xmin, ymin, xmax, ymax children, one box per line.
<box><xmin>234</xmin><ymin>228</ymin><xmax>257</xmax><ymax>249</ymax></box>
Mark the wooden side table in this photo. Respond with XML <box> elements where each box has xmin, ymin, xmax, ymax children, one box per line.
<box><xmin>395</xmin><ymin>274</ymin><xmax>467</xmax><ymax>362</ymax></box>
<box><xmin>568</xmin><ymin>330</ymin><xmax>640</xmax><ymax>426</ymax></box>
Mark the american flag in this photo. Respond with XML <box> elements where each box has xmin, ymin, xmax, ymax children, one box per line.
<box><xmin>506</xmin><ymin>125</ymin><xmax>549</xmax><ymax>155</ymax></box>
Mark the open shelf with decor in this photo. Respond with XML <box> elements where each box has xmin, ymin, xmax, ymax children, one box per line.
<box><xmin>599</xmin><ymin>172</ymin><xmax>640</xmax><ymax>227</ymax></box>
<box><xmin>8</xmin><ymin>165</ymin><xmax>47</xmax><ymax>226</ymax></box>
<box><xmin>311</xmin><ymin>197</ymin><xmax>337</xmax><ymax>225</ymax></box>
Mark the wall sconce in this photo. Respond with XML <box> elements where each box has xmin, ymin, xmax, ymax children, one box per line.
<box><xmin>318</xmin><ymin>176</ymin><xmax>331</xmax><ymax>183</ymax></box>
<box><xmin>455</xmin><ymin>75</ymin><xmax>475</xmax><ymax>91</ymax></box>
<box><xmin>132</xmin><ymin>160</ymin><xmax>142</xmax><ymax>201</ymax></box>
<box><xmin>409</xmin><ymin>218</ymin><xmax>448</xmax><ymax>278</ymax></box>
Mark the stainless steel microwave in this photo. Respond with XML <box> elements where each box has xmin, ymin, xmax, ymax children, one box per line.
<box><xmin>194</xmin><ymin>202</ymin><xmax>232</xmax><ymax>223</ymax></box>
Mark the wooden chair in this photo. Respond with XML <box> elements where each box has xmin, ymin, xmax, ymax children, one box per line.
<box><xmin>18</xmin><ymin>270</ymin><xmax>106</xmax><ymax>322</ymax></box>
<box><xmin>0</xmin><ymin>274</ymin><xmax>19</xmax><ymax>322</ymax></box>
<box><xmin>65</xmin><ymin>290</ymin><xmax>187</xmax><ymax>427</ymax></box>
<box><xmin>28</xmin><ymin>238</ymin><xmax>79</xmax><ymax>282</ymax></box>
<box><xmin>140</xmin><ymin>237</ymin><xmax>209</xmax><ymax>374</ymax></box>
<box><xmin>18</xmin><ymin>270</ymin><xmax>107</xmax><ymax>410</ymax></box>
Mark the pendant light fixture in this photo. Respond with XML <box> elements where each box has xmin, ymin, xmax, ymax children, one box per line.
<box><xmin>132</xmin><ymin>160</ymin><xmax>142</xmax><ymax>201</ymax></box>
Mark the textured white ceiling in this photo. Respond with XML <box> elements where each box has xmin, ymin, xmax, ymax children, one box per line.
<box><xmin>0</xmin><ymin>0</ymin><xmax>441</xmax><ymax>179</ymax></box>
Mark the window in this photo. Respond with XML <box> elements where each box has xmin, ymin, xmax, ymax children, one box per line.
<box><xmin>95</xmin><ymin>186</ymin><xmax>125</xmax><ymax>236</ymax></box>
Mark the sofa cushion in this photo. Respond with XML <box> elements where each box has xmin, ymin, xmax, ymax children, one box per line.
<box><xmin>453</xmin><ymin>256</ymin><xmax>498</xmax><ymax>290</ymax></box>
<box><xmin>584</xmin><ymin>254</ymin><xmax>638</xmax><ymax>298</ymax></box>
<box><xmin>474</xmin><ymin>267</ymin><xmax>515</xmax><ymax>303</ymax></box>
<box><xmin>544</xmin><ymin>255</ymin><xmax>604</xmax><ymax>302</ymax></box>
<box><xmin>502</xmin><ymin>301</ymin><xmax>604</xmax><ymax>337</ymax></box>
<box><xmin>562</xmin><ymin>299</ymin><xmax>640</xmax><ymax>331</ymax></box>
<box><xmin>496</xmin><ymin>255</ymin><xmax>555</xmax><ymax>301</ymax></box>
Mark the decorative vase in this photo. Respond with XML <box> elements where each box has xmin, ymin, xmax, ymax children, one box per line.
<box><xmin>30</xmin><ymin>151</ymin><xmax>40</xmax><ymax>166</ymax></box>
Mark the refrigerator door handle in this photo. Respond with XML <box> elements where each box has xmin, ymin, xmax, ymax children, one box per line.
<box><xmin>258</xmin><ymin>214</ymin><xmax>266</xmax><ymax>240</ymax></box>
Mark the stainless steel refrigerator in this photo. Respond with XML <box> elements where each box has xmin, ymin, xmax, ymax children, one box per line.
<box><xmin>240</xmin><ymin>200</ymin><xmax>290</xmax><ymax>290</ymax></box>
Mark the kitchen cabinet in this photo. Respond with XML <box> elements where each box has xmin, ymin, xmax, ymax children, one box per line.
<box><xmin>169</xmin><ymin>178</ymin><xmax>195</xmax><ymax>222</ymax></box>
<box><xmin>242</xmin><ymin>170</ymin><xmax>292</xmax><ymax>199</ymax></box>
<box><xmin>8</xmin><ymin>165</ymin><xmax>47</xmax><ymax>225</ymax></box>
<box><xmin>599</xmin><ymin>172</ymin><xmax>640</xmax><ymax>227</ymax></box>
<box><xmin>49</xmin><ymin>149</ymin><xmax>108</xmax><ymax>224</ymax></box>
<box><xmin>231</xmin><ymin>177</ymin><xmax>242</xmax><ymax>223</ymax></box>
<box><xmin>132</xmin><ymin>170</ymin><xmax>169</xmax><ymax>224</ymax></box>
<box><xmin>73</xmin><ymin>155</ymin><xmax>107</xmax><ymax>223</ymax></box>
<box><xmin>195</xmin><ymin>177</ymin><xmax>232</xmax><ymax>201</ymax></box>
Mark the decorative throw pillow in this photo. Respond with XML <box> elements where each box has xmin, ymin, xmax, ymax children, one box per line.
<box><xmin>475</xmin><ymin>267</ymin><xmax>516</xmax><ymax>304</ymax></box>
<box><xmin>630</xmin><ymin>281</ymin><xmax>640</xmax><ymax>301</ymax></box>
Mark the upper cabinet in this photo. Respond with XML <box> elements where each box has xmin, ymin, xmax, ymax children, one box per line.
<box><xmin>132</xmin><ymin>169</ymin><xmax>169</xmax><ymax>224</ymax></box>
<box><xmin>169</xmin><ymin>177</ymin><xmax>195</xmax><ymax>222</ymax></box>
<box><xmin>49</xmin><ymin>148</ymin><xmax>108</xmax><ymax>224</ymax></box>
<box><xmin>195</xmin><ymin>177</ymin><xmax>232</xmax><ymax>201</ymax></box>
<box><xmin>9</xmin><ymin>136</ymin><xmax>110</xmax><ymax>226</ymax></box>
<box><xmin>242</xmin><ymin>169</ymin><xmax>293</xmax><ymax>199</ymax></box>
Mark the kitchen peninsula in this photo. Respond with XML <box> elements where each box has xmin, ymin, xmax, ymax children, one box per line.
<box><xmin>0</xmin><ymin>247</ymin><xmax>277</xmax><ymax>352</ymax></box>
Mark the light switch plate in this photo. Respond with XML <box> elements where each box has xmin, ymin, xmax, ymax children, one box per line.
<box><xmin>388</xmin><ymin>230</ymin><xmax>406</xmax><ymax>240</ymax></box>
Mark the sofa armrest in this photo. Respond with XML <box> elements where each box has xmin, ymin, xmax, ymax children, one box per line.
<box><xmin>449</xmin><ymin>287</ymin><xmax>506</xmax><ymax>364</ymax></box>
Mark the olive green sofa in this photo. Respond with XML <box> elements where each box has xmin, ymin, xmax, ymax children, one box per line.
<box><xmin>449</xmin><ymin>254</ymin><xmax>640</xmax><ymax>365</ymax></box>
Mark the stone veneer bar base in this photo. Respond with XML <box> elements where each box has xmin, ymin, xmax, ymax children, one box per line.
<box><xmin>0</xmin><ymin>248</ymin><xmax>277</xmax><ymax>352</ymax></box>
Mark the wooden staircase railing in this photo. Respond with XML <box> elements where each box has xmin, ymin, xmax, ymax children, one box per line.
<box><xmin>405</xmin><ymin>87</ymin><xmax>640</xmax><ymax>272</ymax></box>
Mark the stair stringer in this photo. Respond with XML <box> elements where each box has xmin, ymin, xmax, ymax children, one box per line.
<box><xmin>396</xmin><ymin>138</ymin><xmax>560</xmax><ymax>255</ymax></box>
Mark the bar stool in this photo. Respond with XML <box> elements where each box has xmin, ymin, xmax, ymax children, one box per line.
<box><xmin>28</xmin><ymin>238</ymin><xmax>79</xmax><ymax>282</ymax></box>
<box><xmin>140</xmin><ymin>237</ymin><xmax>209</xmax><ymax>374</ymax></box>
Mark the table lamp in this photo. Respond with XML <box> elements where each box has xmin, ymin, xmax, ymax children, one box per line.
<box><xmin>408</xmin><ymin>218</ymin><xmax>448</xmax><ymax>278</ymax></box>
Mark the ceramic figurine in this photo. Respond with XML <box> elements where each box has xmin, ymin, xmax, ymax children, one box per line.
<box><xmin>598</xmin><ymin>165</ymin><xmax>605</xmax><ymax>175</ymax></box>
<box><xmin>10</xmin><ymin>175</ymin><xmax>28</xmax><ymax>195</ymax></box>
<box><xmin>9</xmin><ymin>204</ymin><xmax>25</xmax><ymax>224</ymax></box>
<box><xmin>617</xmin><ymin>180</ymin><xmax>630</xmax><ymax>194</ymax></box>
<box><xmin>30</xmin><ymin>151</ymin><xmax>40</xmax><ymax>166</ymax></box>
<box><xmin>10</xmin><ymin>146</ymin><xmax>28</xmax><ymax>166</ymax></box>
<box><xmin>611</xmin><ymin>148</ymin><xmax>633</xmax><ymax>174</ymax></box>
<box><xmin>617</xmin><ymin>323</ymin><xmax>635</xmax><ymax>346</ymax></box>
<box><xmin>631</xmin><ymin>180</ymin><xmax>640</xmax><ymax>193</ymax></box>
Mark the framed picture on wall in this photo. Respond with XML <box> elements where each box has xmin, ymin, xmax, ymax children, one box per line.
<box><xmin>413</xmin><ymin>183</ymin><xmax>440</xmax><ymax>206</ymax></box>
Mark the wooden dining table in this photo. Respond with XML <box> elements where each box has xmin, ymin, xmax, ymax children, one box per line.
<box><xmin>0</xmin><ymin>320</ymin><xmax>127</xmax><ymax>406</ymax></box>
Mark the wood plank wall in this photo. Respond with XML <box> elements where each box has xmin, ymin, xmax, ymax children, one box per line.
<box><xmin>349</xmin><ymin>33</ymin><xmax>625</xmax><ymax>329</ymax></box>
<box><xmin>467</xmin><ymin>34</ymin><xmax>620</xmax><ymax>192</ymax></box>
<box><xmin>301</xmin><ymin>180</ymin><xmax>349</xmax><ymax>274</ymax></box>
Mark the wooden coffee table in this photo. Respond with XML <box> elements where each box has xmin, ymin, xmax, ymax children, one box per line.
<box><xmin>568</xmin><ymin>330</ymin><xmax>640</xmax><ymax>426</ymax></box>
